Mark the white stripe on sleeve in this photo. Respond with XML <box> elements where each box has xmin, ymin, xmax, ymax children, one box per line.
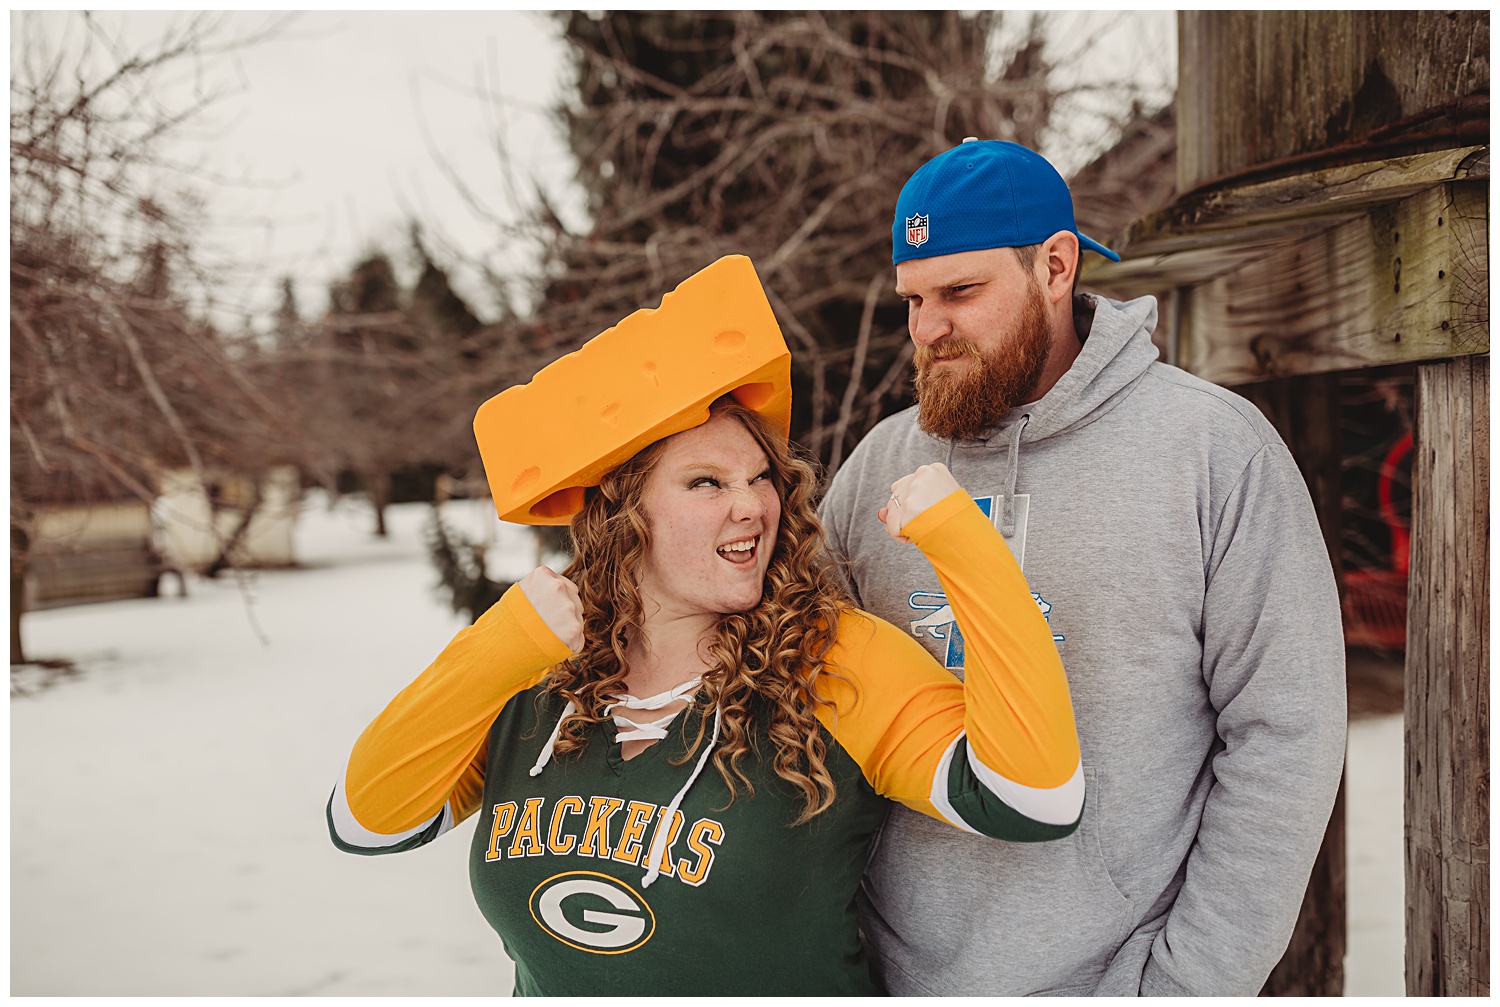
<box><xmin>966</xmin><ymin>745</ymin><xmax>1085</xmax><ymax>826</ymax></box>
<box><xmin>927</xmin><ymin>735</ymin><xmax>981</xmax><ymax>834</ymax></box>
<box><xmin>329</xmin><ymin>761</ymin><xmax>455</xmax><ymax>849</ymax></box>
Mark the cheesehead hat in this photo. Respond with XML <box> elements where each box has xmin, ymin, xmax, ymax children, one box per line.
<box><xmin>893</xmin><ymin>138</ymin><xmax>1120</xmax><ymax>265</ymax></box>
<box><xmin>474</xmin><ymin>254</ymin><xmax>792</xmax><ymax>525</ymax></box>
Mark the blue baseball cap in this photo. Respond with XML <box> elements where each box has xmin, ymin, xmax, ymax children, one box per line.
<box><xmin>892</xmin><ymin>138</ymin><xmax>1120</xmax><ymax>265</ymax></box>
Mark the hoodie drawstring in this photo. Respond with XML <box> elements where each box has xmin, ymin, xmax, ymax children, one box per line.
<box><xmin>527</xmin><ymin>677</ymin><xmax>719</xmax><ymax>889</ymax></box>
<box><xmin>641</xmin><ymin>703</ymin><xmax>720</xmax><ymax>889</ymax></box>
<box><xmin>1000</xmin><ymin>413</ymin><xmax>1029</xmax><ymax>538</ymax></box>
<box><xmin>529</xmin><ymin>699</ymin><xmax>576</xmax><ymax>777</ymax></box>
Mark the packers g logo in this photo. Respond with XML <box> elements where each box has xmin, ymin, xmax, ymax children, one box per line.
<box><xmin>528</xmin><ymin>871</ymin><xmax>656</xmax><ymax>954</ymax></box>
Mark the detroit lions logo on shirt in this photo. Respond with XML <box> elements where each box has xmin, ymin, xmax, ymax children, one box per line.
<box><xmin>904</xmin><ymin>491</ymin><xmax>1058</xmax><ymax>668</ymax></box>
<box><xmin>908</xmin><ymin>590</ymin><xmax>1064</xmax><ymax>669</ymax></box>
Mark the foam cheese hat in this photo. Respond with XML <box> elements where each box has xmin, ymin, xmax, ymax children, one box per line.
<box><xmin>474</xmin><ymin>254</ymin><xmax>793</xmax><ymax>525</ymax></box>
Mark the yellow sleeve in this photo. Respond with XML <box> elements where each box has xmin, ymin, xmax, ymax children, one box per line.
<box><xmin>335</xmin><ymin>583</ymin><xmax>574</xmax><ymax>843</ymax></box>
<box><xmin>815</xmin><ymin>490</ymin><xmax>1082</xmax><ymax>838</ymax></box>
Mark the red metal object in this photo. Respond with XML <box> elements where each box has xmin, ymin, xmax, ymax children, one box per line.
<box><xmin>1342</xmin><ymin>431</ymin><xmax>1413</xmax><ymax>650</ymax></box>
<box><xmin>1377</xmin><ymin>432</ymin><xmax>1413</xmax><ymax>575</ymax></box>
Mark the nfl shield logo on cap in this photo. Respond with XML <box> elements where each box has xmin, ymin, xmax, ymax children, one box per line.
<box><xmin>905</xmin><ymin>213</ymin><xmax>929</xmax><ymax>248</ymax></box>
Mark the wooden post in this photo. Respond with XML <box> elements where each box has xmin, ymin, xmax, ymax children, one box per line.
<box><xmin>1243</xmin><ymin>373</ymin><xmax>1347</xmax><ymax>995</ymax></box>
<box><xmin>1406</xmin><ymin>355</ymin><xmax>1489</xmax><ymax>995</ymax></box>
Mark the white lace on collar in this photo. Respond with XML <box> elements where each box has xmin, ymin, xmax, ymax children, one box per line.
<box><xmin>527</xmin><ymin>676</ymin><xmax>720</xmax><ymax>889</ymax></box>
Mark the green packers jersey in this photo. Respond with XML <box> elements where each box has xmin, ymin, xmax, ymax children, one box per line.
<box><xmin>470</xmin><ymin>687</ymin><xmax>887</xmax><ymax>995</ymax></box>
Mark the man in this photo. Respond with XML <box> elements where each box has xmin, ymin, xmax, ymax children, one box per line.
<box><xmin>819</xmin><ymin>139</ymin><xmax>1346</xmax><ymax>995</ymax></box>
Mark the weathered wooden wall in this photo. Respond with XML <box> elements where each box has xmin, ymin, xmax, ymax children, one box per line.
<box><xmin>1177</xmin><ymin>11</ymin><xmax>1490</xmax><ymax>192</ymax></box>
<box><xmin>1180</xmin><ymin>174</ymin><xmax>1488</xmax><ymax>384</ymax></box>
<box><xmin>1406</xmin><ymin>355</ymin><xmax>1489</xmax><ymax>996</ymax></box>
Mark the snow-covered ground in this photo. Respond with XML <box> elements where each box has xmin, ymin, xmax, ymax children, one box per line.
<box><xmin>1344</xmin><ymin>713</ymin><xmax>1404</xmax><ymax>997</ymax></box>
<box><xmin>11</xmin><ymin>496</ymin><xmax>1405</xmax><ymax>995</ymax></box>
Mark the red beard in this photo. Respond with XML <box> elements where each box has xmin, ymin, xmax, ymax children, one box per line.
<box><xmin>914</xmin><ymin>280</ymin><xmax>1051</xmax><ymax>440</ymax></box>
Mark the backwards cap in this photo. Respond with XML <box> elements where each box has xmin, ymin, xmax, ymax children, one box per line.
<box><xmin>893</xmin><ymin>138</ymin><xmax>1120</xmax><ymax>265</ymax></box>
<box><xmin>474</xmin><ymin>254</ymin><xmax>792</xmax><ymax>525</ymax></box>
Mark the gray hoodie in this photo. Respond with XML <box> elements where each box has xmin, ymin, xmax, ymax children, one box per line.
<box><xmin>820</xmin><ymin>293</ymin><xmax>1346</xmax><ymax>995</ymax></box>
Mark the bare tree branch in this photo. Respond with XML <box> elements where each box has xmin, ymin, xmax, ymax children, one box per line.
<box><xmin>111</xmin><ymin>309</ymin><xmax>207</xmax><ymax>477</ymax></box>
<box><xmin>828</xmin><ymin>272</ymin><xmax>886</xmax><ymax>475</ymax></box>
<box><xmin>10</xmin><ymin>11</ymin><xmax>306</xmax><ymax>657</ymax></box>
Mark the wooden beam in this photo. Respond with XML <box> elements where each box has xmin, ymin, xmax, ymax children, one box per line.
<box><xmin>1084</xmin><ymin>149</ymin><xmax>1487</xmax><ymax>281</ymax></box>
<box><xmin>1119</xmin><ymin>146</ymin><xmax>1487</xmax><ymax>256</ymax></box>
<box><xmin>1167</xmin><ymin>181</ymin><xmax>1487</xmax><ymax>385</ymax></box>
<box><xmin>1384</xmin><ymin>182</ymin><xmax>1490</xmax><ymax>357</ymax></box>
<box><xmin>1406</xmin><ymin>355</ymin><xmax>1489</xmax><ymax>996</ymax></box>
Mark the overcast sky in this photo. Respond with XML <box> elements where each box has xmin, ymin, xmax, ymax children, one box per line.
<box><xmin>13</xmin><ymin>11</ymin><xmax>1174</xmax><ymax>332</ymax></box>
<box><xmin>187</xmin><ymin>12</ymin><xmax>577</xmax><ymax>322</ymax></box>
<box><xmin>14</xmin><ymin>11</ymin><xmax>576</xmax><ymax>328</ymax></box>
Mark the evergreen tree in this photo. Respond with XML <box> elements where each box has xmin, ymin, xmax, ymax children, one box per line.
<box><xmin>273</xmin><ymin>276</ymin><xmax>302</xmax><ymax>346</ymax></box>
<box><xmin>291</xmin><ymin>238</ymin><xmax>495</xmax><ymax>536</ymax></box>
<box><xmin>424</xmin><ymin>508</ymin><xmax>509</xmax><ymax>624</ymax></box>
<box><xmin>409</xmin><ymin>226</ymin><xmax>483</xmax><ymax>353</ymax></box>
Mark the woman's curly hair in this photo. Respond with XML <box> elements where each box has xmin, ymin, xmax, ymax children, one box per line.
<box><xmin>544</xmin><ymin>399</ymin><xmax>853</xmax><ymax>824</ymax></box>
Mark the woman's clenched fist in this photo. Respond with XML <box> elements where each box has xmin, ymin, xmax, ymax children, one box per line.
<box><xmin>876</xmin><ymin>462</ymin><xmax>964</xmax><ymax>543</ymax></box>
<box><xmin>517</xmin><ymin>567</ymin><xmax>585</xmax><ymax>654</ymax></box>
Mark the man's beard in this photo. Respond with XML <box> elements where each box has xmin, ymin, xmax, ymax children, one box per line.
<box><xmin>913</xmin><ymin>281</ymin><xmax>1051</xmax><ymax>440</ymax></box>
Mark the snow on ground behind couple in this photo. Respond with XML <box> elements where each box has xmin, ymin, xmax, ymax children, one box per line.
<box><xmin>10</xmin><ymin>493</ymin><xmax>1402</xmax><ymax>995</ymax></box>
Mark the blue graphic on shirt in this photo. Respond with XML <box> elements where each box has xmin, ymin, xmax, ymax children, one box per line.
<box><xmin>1033</xmin><ymin>592</ymin><xmax>1064</xmax><ymax>643</ymax></box>
<box><xmin>908</xmin><ymin>591</ymin><xmax>966</xmax><ymax>668</ymax></box>
<box><xmin>907</xmin><ymin>587</ymin><xmax>1064</xmax><ymax>671</ymax></box>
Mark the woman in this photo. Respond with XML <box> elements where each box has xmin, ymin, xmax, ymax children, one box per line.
<box><xmin>328</xmin><ymin>264</ymin><xmax>1082</xmax><ymax>995</ymax></box>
